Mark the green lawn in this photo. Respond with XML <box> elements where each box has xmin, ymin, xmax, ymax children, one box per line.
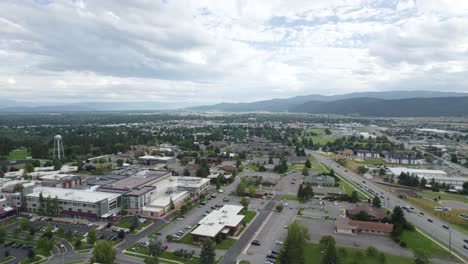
<box><xmin>177</xmin><ymin>233</ymin><xmax>194</xmax><ymax>245</ymax></box>
<box><xmin>420</xmin><ymin>190</ymin><xmax>468</xmax><ymax>203</ymax></box>
<box><xmin>215</xmin><ymin>238</ymin><xmax>236</xmax><ymax>250</ymax></box>
<box><xmin>305</xmin><ymin>128</ymin><xmax>337</xmax><ymax>144</ymax></box>
<box><xmin>239</xmin><ymin>261</ymin><xmax>250</xmax><ymax>264</ymax></box>
<box><xmin>399</xmin><ymin>230</ymin><xmax>451</xmax><ymax>258</ymax></box>
<box><xmin>281</xmin><ymin>195</ymin><xmax>299</xmax><ymax>201</ymax></box>
<box><xmin>0</xmin><ymin>217</ymin><xmax>21</xmax><ymax>227</ymax></box>
<box><xmin>115</xmin><ymin>217</ymin><xmax>151</xmax><ymax>233</ymax></box>
<box><xmin>304</xmin><ymin>243</ymin><xmax>414</xmax><ymax>264</ymax></box>
<box><xmin>242</xmin><ymin>210</ymin><xmax>257</xmax><ymax>224</ymax></box>
<box><xmin>7</xmin><ymin>150</ymin><xmax>30</xmax><ymax>161</ymax></box>
<box><xmin>126</xmin><ymin>245</ymin><xmax>201</xmax><ymax>264</ymax></box>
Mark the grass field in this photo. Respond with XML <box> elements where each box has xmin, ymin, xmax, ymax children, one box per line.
<box><xmin>304</xmin><ymin>243</ymin><xmax>414</xmax><ymax>264</ymax></box>
<box><xmin>281</xmin><ymin>195</ymin><xmax>299</xmax><ymax>201</ymax></box>
<box><xmin>420</xmin><ymin>190</ymin><xmax>468</xmax><ymax>203</ymax></box>
<box><xmin>242</xmin><ymin>210</ymin><xmax>257</xmax><ymax>224</ymax></box>
<box><xmin>407</xmin><ymin>197</ymin><xmax>468</xmax><ymax>234</ymax></box>
<box><xmin>126</xmin><ymin>244</ymin><xmax>201</xmax><ymax>264</ymax></box>
<box><xmin>399</xmin><ymin>230</ymin><xmax>452</xmax><ymax>258</ymax></box>
<box><xmin>115</xmin><ymin>217</ymin><xmax>152</xmax><ymax>233</ymax></box>
<box><xmin>7</xmin><ymin>150</ymin><xmax>30</xmax><ymax>161</ymax></box>
<box><xmin>305</xmin><ymin>128</ymin><xmax>337</xmax><ymax>144</ymax></box>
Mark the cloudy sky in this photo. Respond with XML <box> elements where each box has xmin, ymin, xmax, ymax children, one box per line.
<box><xmin>1</xmin><ymin>0</ymin><xmax>467</xmax><ymax>105</ymax></box>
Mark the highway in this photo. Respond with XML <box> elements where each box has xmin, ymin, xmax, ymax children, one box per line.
<box><xmin>308</xmin><ymin>150</ymin><xmax>468</xmax><ymax>262</ymax></box>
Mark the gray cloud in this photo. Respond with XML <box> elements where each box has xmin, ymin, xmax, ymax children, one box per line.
<box><xmin>0</xmin><ymin>0</ymin><xmax>467</xmax><ymax>104</ymax></box>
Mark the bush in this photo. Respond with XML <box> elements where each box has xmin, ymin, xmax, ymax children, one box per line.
<box><xmin>355</xmin><ymin>251</ymin><xmax>363</xmax><ymax>258</ymax></box>
<box><xmin>399</xmin><ymin>241</ymin><xmax>407</xmax><ymax>247</ymax></box>
<box><xmin>275</xmin><ymin>204</ymin><xmax>284</xmax><ymax>212</ymax></box>
<box><xmin>366</xmin><ymin>246</ymin><xmax>379</xmax><ymax>257</ymax></box>
<box><xmin>166</xmin><ymin>234</ymin><xmax>173</xmax><ymax>241</ymax></box>
<box><xmin>173</xmin><ymin>250</ymin><xmax>184</xmax><ymax>257</ymax></box>
<box><xmin>338</xmin><ymin>248</ymin><xmax>347</xmax><ymax>257</ymax></box>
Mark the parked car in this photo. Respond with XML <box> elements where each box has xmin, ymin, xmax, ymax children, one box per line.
<box><xmin>275</xmin><ymin>240</ymin><xmax>283</xmax><ymax>245</ymax></box>
<box><xmin>266</xmin><ymin>254</ymin><xmax>277</xmax><ymax>259</ymax></box>
<box><xmin>427</xmin><ymin>219</ymin><xmax>433</xmax><ymax>223</ymax></box>
<box><xmin>442</xmin><ymin>225</ymin><xmax>449</xmax><ymax>230</ymax></box>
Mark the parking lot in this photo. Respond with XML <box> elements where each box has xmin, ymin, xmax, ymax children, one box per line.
<box><xmin>0</xmin><ymin>242</ymin><xmax>31</xmax><ymax>263</ymax></box>
<box><xmin>241</xmin><ymin>203</ymin><xmax>296</xmax><ymax>264</ymax></box>
<box><xmin>298</xmin><ymin>217</ymin><xmax>413</xmax><ymax>257</ymax></box>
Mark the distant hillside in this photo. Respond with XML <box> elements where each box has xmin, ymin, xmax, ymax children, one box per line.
<box><xmin>188</xmin><ymin>90</ymin><xmax>467</xmax><ymax>112</ymax></box>
<box><xmin>0</xmin><ymin>101</ymin><xmax>185</xmax><ymax>112</ymax></box>
<box><xmin>291</xmin><ymin>96</ymin><xmax>468</xmax><ymax>117</ymax></box>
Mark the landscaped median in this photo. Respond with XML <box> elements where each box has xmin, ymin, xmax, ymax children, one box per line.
<box><xmin>304</xmin><ymin>243</ymin><xmax>414</xmax><ymax>264</ymax></box>
<box><xmin>125</xmin><ymin>243</ymin><xmax>201</xmax><ymax>264</ymax></box>
<box><xmin>114</xmin><ymin>216</ymin><xmax>152</xmax><ymax>234</ymax></box>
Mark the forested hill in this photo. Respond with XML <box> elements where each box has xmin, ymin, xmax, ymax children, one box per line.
<box><xmin>290</xmin><ymin>96</ymin><xmax>468</xmax><ymax>117</ymax></box>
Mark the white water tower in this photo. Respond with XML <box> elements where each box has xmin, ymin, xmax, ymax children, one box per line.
<box><xmin>53</xmin><ymin>135</ymin><xmax>64</xmax><ymax>160</ymax></box>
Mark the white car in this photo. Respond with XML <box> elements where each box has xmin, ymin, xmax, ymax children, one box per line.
<box><xmin>275</xmin><ymin>240</ymin><xmax>283</xmax><ymax>245</ymax></box>
<box><xmin>185</xmin><ymin>225</ymin><xmax>192</xmax><ymax>229</ymax></box>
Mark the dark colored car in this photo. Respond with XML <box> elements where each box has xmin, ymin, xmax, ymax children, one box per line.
<box><xmin>251</xmin><ymin>240</ymin><xmax>261</xmax><ymax>246</ymax></box>
<box><xmin>427</xmin><ymin>219</ymin><xmax>433</xmax><ymax>223</ymax></box>
<box><xmin>442</xmin><ymin>225</ymin><xmax>449</xmax><ymax>230</ymax></box>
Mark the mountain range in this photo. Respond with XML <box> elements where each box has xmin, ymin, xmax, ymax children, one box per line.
<box><xmin>1</xmin><ymin>90</ymin><xmax>467</xmax><ymax>117</ymax></box>
<box><xmin>187</xmin><ymin>90</ymin><xmax>468</xmax><ymax>116</ymax></box>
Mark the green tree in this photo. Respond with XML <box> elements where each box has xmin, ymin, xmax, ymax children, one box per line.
<box><xmin>366</xmin><ymin>246</ymin><xmax>379</xmax><ymax>257</ymax></box>
<box><xmin>13</xmin><ymin>183</ymin><xmax>24</xmax><ymax>193</ymax></box>
<box><xmin>414</xmin><ymin>249</ymin><xmax>429</xmax><ymax>264</ymax></box>
<box><xmin>38</xmin><ymin>191</ymin><xmax>45</xmax><ymax>215</ymax></box>
<box><xmin>302</xmin><ymin>166</ymin><xmax>309</xmax><ymax>176</ymax></box>
<box><xmin>305</xmin><ymin>159</ymin><xmax>311</xmax><ymax>168</ymax></box>
<box><xmin>297</xmin><ymin>184</ymin><xmax>304</xmax><ymax>200</ymax></box>
<box><xmin>322</xmin><ymin>241</ymin><xmax>338</xmax><ymax>264</ymax></box>
<box><xmin>350</xmin><ymin>190</ymin><xmax>359</xmax><ymax>203</ymax></box>
<box><xmin>169</xmin><ymin>197</ymin><xmax>175</xmax><ymax>210</ymax></box>
<box><xmin>52</xmin><ymin>195</ymin><xmax>59</xmax><ymax>216</ymax></box>
<box><xmin>144</xmin><ymin>256</ymin><xmax>160</xmax><ymax>264</ymax></box>
<box><xmin>372</xmin><ymin>196</ymin><xmax>382</xmax><ymax>208</ymax></box>
<box><xmin>53</xmin><ymin>159</ymin><xmax>62</xmax><ymax>171</ymax></box>
<box><xmin>200</xmin><ymin>240</ymin><xmax>215</xmax><ymax>264</ymax></box>
<box><xmin>116</xmin><ymin>159</ymin><xmax>124</xmax><ymax>167</ymax></box>
<box><xmin>0</xmin><ymin>227</ymin><xmax>6</xmax><ymax>244</ymax></box>
<box><xmin>278</xmin><ymin>221</ymin><xmax>310</xmax><ymax>264</ymax></box>
<box><xmin>303</xmin><ymin>184</ymin><xmax>314</xmax><ymax>201</ymax></box>
<box><xmin>268</xmin><ymin>156</ymin><xmax>274</xmax><ymax>164</ymax></box>
<box><xmin>319</xmin><ymin>235</ymin><xmax>336</xmax><ymax>252</ymax></box>
<box><xmin>149</xmin><ymin>239</ymin><xmax>162</xmax><ymax>256</ymax></box>
<box><xmin>276</xmin><ymin>204</ymin><xmax>284</xmax><ymax>212</ymax></box>
<box><xmin>25</xmin><ymin>162</ymin><xmax>35</xmax><ymax>173</ymax></box>
<box><xmin>87</xmin><ymin>228</ymin><xmax>97</xmax><ymax>245</ymax></box>
<box><xmin>20</xmin><ymin>218</ymin><xmax>30</xmax><ymax>230</ymax></box>
<box><xmin>240</xmin><ymin>197</ymin><xmax>249</xmax><ymax>210</ymax></box>
<box><xmin>236</xmin><ymin>178</ymin><xmax>247</xmax><ymax>196</ymax></box>
<box><xmin>91</xmin><ymin>240</ymin><xmax>116</xmax><ymax>264</ymax></box>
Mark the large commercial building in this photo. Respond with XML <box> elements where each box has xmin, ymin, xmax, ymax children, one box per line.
<box><xmin>138</xmin><ymin>156</ymin><xmax>176</xmax><ymax>166</ymax></box>
<box><xmin>388</xmin><ymin>167</ymin><xmax>466</xmax><ymax>186</ymax></box>
<box><xmin>191</xmin><ymin>205</ymin><xmax>245</xmax><ymax>241</ymax></box>
<box><xmin>23</xmin><ymin>187</ymin><xmax>121</xmax><ymax>220</ymax></box>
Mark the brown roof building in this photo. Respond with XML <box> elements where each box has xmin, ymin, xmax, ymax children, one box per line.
<box><xmin>335</xmin><ymin>218</ymin><xmax>393</xmax><ymax>235</ymax></box>
<box><xmin>347</xmin><ymin>203</ymin><xmax>385</xmax><ymax>221</ymax></box>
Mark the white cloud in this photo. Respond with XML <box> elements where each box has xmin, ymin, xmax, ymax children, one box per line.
<box><xmin>0</xmin><ymin>0</ymin><xmax>467</xmax><ymax>105</ymax></box>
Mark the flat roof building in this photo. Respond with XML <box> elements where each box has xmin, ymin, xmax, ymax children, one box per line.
<box><xmin>191</xmin><ymin>205</ymin><xmax>244</xmax><ymax>241</ymax></box>
<box><xmin>24</xmin><ymin>187</ymin><xmax>121</xmax><ymax>219</ymax></box>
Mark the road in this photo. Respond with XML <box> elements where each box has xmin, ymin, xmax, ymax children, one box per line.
<box><xmin>219</xmin><ymin>194</ymin><xmax>280</xmax><ymax>264</ymax></box>
<box><xmin>308</xmin><ymin>150</ymin><xmax>468</xmax><ymax>261</ymax></box>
